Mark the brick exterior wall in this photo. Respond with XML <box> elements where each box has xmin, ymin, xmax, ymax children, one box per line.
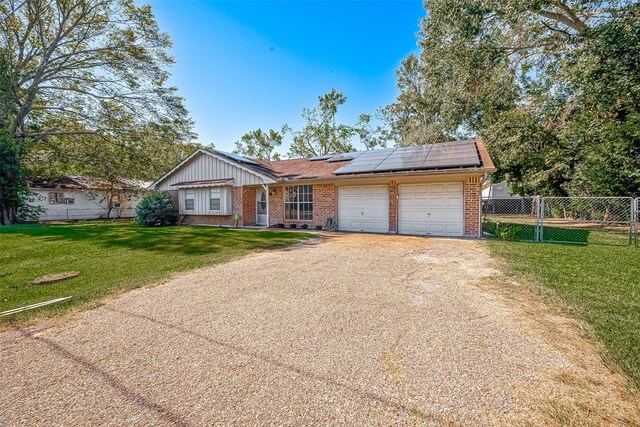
<box><xmin>388</xmin><ymin>181</ymin><xmax>397</xmax><ymax>233</ymax></box>
<box><xmin>312</xmin><ymin>184</ymin><xmax>336</xmax><ymax>227</ymax></box>
<box><xmin>182</xmin><ymin>215</ymin><xmax>235</xmax><ymax>226</ymax></box>
<box><xmin>464</xmin><ymin>176</ymin><xmax>482</xmax><ymax>237</ymax></box>
<box><xmin>267</xmin><ymin>184</ymin><xmax>336</xmax><ymax>229</ymax></box>
<box><xmin>231</xmin><ymin>187</ymin><xmax>243</xmax><ymax>226</ymax></box>
<box><xmin>242</xmin><ymin>186</ymin><xmax>256</xmax><ymax>226</ymax></box>
<box><xmin>268</xmin><ymin>186</ymin><xmax>284</xmax><ymax>225</ymax></box>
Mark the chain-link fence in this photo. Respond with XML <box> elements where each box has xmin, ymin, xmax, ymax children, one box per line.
<box><xmin>40</xmin><ymin>208</ymin><xmax>135</xmax><ymax>221</ymax></box>
<box><xmin>633</xmin><ymin>197</ymin><xmax>640</xmax><ymax>247</ymax></box>
<box><xmin>481</xmin><ymin>196</ymin><xmax>636</xmax><ymax>246</ymax></box>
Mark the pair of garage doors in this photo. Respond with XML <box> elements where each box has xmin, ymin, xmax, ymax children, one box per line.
<box><xmin>337</xmin><ymin>183</ymin><xmax>464</xmax><ymax>237</ymax></box>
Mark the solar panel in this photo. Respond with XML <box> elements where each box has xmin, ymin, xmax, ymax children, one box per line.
<box><xmin>215</xmin><ymin>150</ymin><xmax>260</xmax><ymax>166</ymax></box>
<box><xmin>333</xmin><ymin>141</ymin><xmax>480</xmax><ymax>175</ymax></box>
<box><xmin>309</xmin><ymin>155</ymin><xmax>333</xmax><ymax>161</ymax></box>
<box><xmin>326</xmin><ymin>152</ymin><xmax>362</xmax><ymax>162</ymax></box>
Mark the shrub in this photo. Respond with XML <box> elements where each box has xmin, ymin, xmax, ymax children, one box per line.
<box><xmin>495</xmin><ymin>223</ymin><xmax>522</xmax><ymax>241</ymax></box>
<box><xmin>301</xmin><ymin>224</ymin><xmax>308</xmax><ymax>229</ymax></box>
<box><xmin>135</xmin><ymin>192</ymin><xmax>178</xmax><ymax>227</ymax></box>
<box><xmin>315</xmin><ymin>225</ymin><xmax>323</xmax><ymax>230</ymax></box>
<box><xmin>289</xmin><ymin>223</ymin><xmax>297</xmax><ymax>229</ymax></box>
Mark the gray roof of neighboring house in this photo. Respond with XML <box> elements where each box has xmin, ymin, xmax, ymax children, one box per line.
<box><xmin>28</xmin><ymin>175</ymin><xmax>151</xmax><ymax>190</ymax></box>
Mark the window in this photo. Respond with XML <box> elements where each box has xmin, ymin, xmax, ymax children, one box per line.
<box><xmin>209</xmin><ymin>188</ymin><xmax>221</xmax><ymax>211</ymax></box>
<box><xmin>49</xmin><ymin>192</ymin><xmax>64</xmax><ymax>204</ymax></box>
<box><xmin>285</xmin><ymin>185</ymin><xmax>313</xmax><ymax>220</ymax></box>
<box><xmin>185</xmin><ymin>189</ymin><xmax>195</xmax><ymax>210</ymax></box>
<box><xmin>110</xmin><ymin>194</ymin><xmax>121</xmax><ymax>208</ymax></box>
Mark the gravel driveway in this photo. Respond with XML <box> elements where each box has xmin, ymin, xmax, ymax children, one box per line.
<box><xmin>1</xmin><ymin>233</ymin><xmax>637</xmax><ymax>426</ymax></box>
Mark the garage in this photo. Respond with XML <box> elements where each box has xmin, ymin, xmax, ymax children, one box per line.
<box><xmin>338</xmin><ymin>185</ymin><xmax>389</xmax><ymax>233</ymax></box>
<box><xmin>398</xmin><ymin>183</ymin><xmax>464</xmax><ymax>237</ymax></box>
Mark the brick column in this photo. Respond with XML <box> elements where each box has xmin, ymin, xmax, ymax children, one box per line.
<box><xmin>464</xmin><ymin>176</ymin><xmax>481</xmax><ymax>237</ymax></box>
<box><xmin>389</xmin><ymin>180</ymin><xmax>397</xmax><ymax>233</ymax></box>
<box><xmin>242</xmin><ymin>186</ymin><xmax>256</xmax><ymax>226</ymax></box>
<box><xmin>231</xmin><ymin>187</ymin><xmax>243</xmax><ymax>226</ymax></box>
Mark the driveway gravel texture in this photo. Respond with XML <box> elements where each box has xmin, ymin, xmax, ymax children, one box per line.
<box><xmin>1</xmin><ymin>233</ymin><xmax>638</xmax><ymax>426</ymax></box>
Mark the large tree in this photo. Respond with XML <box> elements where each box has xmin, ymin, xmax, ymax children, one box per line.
<box><xmin>385</xmin><ymin>0</ymin><xmax>640</xmax><ymax>196</ymax></box>
<box><xmin>286</xmin><ymin>89</ymin><xmax>385</xmax><ymax>158</ymax></box>
<box><xmin>0</xmin><ymin>0</ymin><xmax>194</xmax><ymax>224</ymax></box>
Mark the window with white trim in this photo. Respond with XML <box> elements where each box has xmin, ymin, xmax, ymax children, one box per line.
<box><xmin>284</xmin><ymin>185</ymin><xmax>312</xmax><ymax>220</ymax></box>
<box><xmin>49</xmin><ymin>192</ymin><xmax>64</xmax><ymax>204</ymax></box>
<box><xmin>185</xmin><ymin>189</ymin><xmax>195</xmax><ymax>210</ymax></box>
<box><xmin>210</xmin><ymin>188</ymin><xmax>221</xmax><ymax>211</ymax></box>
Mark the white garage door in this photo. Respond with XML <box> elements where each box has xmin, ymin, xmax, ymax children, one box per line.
<box><xmin>398</xmin><ymin>183</ymin><xmax>464</xmax><ymax>237</ymax></box>
<box><xmin>338</xmin><ymin>185</ymin><xmax>389</xmax><ymax>233</ymax></box>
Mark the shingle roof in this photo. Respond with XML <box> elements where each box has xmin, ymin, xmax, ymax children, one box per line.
<box><xmin>27</xmin><ymin>175</ymin><xmax>150</xmax><ymax>190</ymax></box>
<box><xmin>252</xmin><ymin>139</ymin><xmax>495</xmax><ymax>181</ymax></box>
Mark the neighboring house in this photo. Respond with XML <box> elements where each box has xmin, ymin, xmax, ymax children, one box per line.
<box><xmin>28</xmin><ymin>175</ymin><xmax>149</xmax><ymax>221</ymax></box>
<box><xmin>482</xmin><ymin>181</ymin><xmax>519</xmax><ymax>199</ymax></box>
<box><xmin>150</xmin><ymin>140</ymin><xmax>496</xmax><ymax>238</ymax></box>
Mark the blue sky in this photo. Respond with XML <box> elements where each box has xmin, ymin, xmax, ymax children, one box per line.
<box><xmin>149</xmin><ymin>0</ymin><xmax>425</xmax><ymax>153</ymax></box>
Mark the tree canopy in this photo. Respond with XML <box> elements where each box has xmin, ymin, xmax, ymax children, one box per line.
<box><xmin>233</xmin><ymin>128</ymin><xmax>283</xmax><ymax>161</ymax></box>
<box><xmin>384</xmin><ymin>0</ymin><xmax>640</xmax><ymax>196</ymax></box>
<box><xmin>234</xmin><ymin>89</ymin><xmax>386</xmax><ymax>160</ymax></box>
<box><xmin>0</xmin><ymin>0</ymin><xmax>195</xmax><ymax>223</ymax></box>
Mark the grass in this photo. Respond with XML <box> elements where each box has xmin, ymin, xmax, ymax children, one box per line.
<box><xmin>0</xmin><ymin>221</ymin><xmax>313</xmax><ymax>324</ymax></box>
<box><xmin>486</xmin><ymin>239</ymin><xmax>640</xmax><ymax>388</ymax></box>
<box><xmin>483</xmin><ymin>216</ymin><xmax>632</xmax><ymax>245</ymax></box>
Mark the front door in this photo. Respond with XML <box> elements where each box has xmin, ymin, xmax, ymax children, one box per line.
<box><xmin>256</xmin><ymin>188</ymin><xmax>267</xmax><ymax>226</ymax></box>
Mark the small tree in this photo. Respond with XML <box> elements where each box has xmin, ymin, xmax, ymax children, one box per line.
<box><xmin>135</xmin><ymin>192</ymin><xmax>178</xmax><ymax>227</ymax></box>
<box><xmin>233</xmin><ymin>128</ymin><xmax>283</xmax><ymax>161</ymax></box>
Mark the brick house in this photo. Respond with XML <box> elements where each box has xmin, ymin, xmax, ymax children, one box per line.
<box><xmin>149</xmin><ymin>140</ymin><xmax>495</xmax><ymax>238</ymax></box>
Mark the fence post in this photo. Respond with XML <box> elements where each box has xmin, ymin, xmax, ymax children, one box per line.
<box><xmin>534</xmin><ymin>195</ymin><xmax>540</xmax><ymax>242</ymax></box>
<box><xmin>478</xmin><ymin>194</ymin><xmax>482</xmax><ymax>239</ymax></box>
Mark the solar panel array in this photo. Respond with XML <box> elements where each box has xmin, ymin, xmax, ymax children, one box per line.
<box><xmin>332</xmin><ymin>141</ymin><xmax>480</xmax><ymax>175</ymax></box>
<box><xmin>215</xmin><ymin>150</ymin><xmax>260</xmax><ymax>166</ymax></box>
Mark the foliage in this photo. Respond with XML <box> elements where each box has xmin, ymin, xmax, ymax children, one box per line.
<box><xmin>494</xmin><ymin>223</ymin><xmax>522</xmax><ymax>241</ymax></box>
<box><xmin>487</xmin><ymin>240</ymin><xmax>640</xmax><ymax>387</ymax></box>
<box><xmin>0</xmin><ymin>131</ymin><xmax>29</xmax><ymax>223</ymax></box>
<box><xmin>0</xmin><ymin>221</ymin><xmax>313</xmax><ymax>322</ymax></box>
<box><xmin>384</xmin><ymin>0</ymin><xmax>640</xmax><ymax>197</ymax></box>
<box><xmin>234</xmin><ymin>128</ymin><xmax>283</xmax><ymax>161</ymax></box>
<box><xmin>135</xmin><ymin>192</ymin><xmax>178</xmax><ymax>227</ymax></box>
<box><xmin>284</xmin><ymin>89</ymin><xmax>385</xmax><ymax>158</ymax></box>
<box><xmin>0</xmin><ymin>0</ymin><xmax>195</xmax><ymax>223</ymax></box>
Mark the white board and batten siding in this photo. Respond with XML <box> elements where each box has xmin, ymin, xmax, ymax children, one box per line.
<box><xmin>398</xmin><ymin>182</ymin><xmax>464</xmax><ymax>237</ymax></box>
<box><xmin>154</xmin><ymin>153</ymin><xmax>265</xmax><ymax>190</ymax></box>
<box><xmin>178</xmin><ymin>187</ymin><xmax>232</xmax><ymax>215</ymax></box>
<box><xmin>338</xmin><ymin>185</ymin><xmax>389</xmax><ymax>233</ymax></box>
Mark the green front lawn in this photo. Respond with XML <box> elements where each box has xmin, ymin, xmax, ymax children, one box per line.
<box><xmin>0</xmin><ymin>221</ymin><xmax>313</xmax><ymax>324</ymax></box>
<box><xmin>487</xmin><ymin>240</ymin><xmax>640</xmax><ymax>388</ymax></box>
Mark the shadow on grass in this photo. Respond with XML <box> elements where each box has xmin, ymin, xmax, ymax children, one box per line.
<box><xmin>483</xmin><ymin>221</ymin><xmax>591</xmax><ymax>243</ymax></box>
<box><xmin>1</xmin><ymin>222</ymin><xmax>314</xmax><ymax>256</ymax></box>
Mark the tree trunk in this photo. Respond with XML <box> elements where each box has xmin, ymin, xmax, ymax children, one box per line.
<box><xmin>0</xmin><ymin>202</ymin><xmax>18</xmax><ymax>225</ymax></box>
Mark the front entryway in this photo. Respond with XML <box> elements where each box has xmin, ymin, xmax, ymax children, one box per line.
<box><xmin>256</xmin><ymin>188</ymin><xmax>267</xmax><ymax>226</ymax></box>
<box><xmin>337</xmin><ymin>185</ymin><xmax>389</xmax><ymax>233</ymax></box>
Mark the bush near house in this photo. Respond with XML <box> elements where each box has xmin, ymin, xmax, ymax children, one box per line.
<box><xmin>135</xmin><ymin>191</ymin><xmax>178</xmax><ymax>226</ymax></box>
